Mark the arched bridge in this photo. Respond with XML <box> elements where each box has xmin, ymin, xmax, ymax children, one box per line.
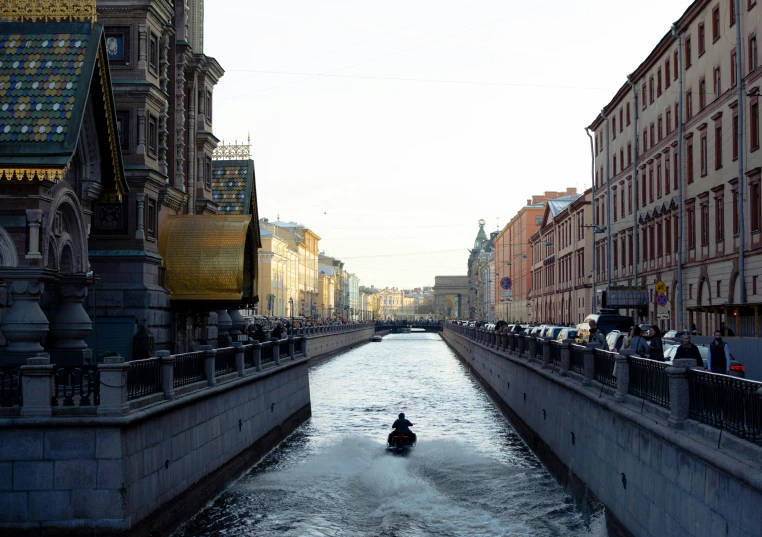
<box><xmin>375</xmin><ymin>321</ymin><xmax>443</xmax><ymax>333</ymax></box>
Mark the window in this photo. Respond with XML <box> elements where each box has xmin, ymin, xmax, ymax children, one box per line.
<box><xmin>658</xmin><ymin>116</ymin><xmax>663</xmax><ymax>141</ymax></box>
<box><xmin>650</xmin><ymin>123</ymin><xmax>655</xmax><ymax>147</ymax></box>
<box><xmin>733</xmin><ymin>186</ymin><xmax>739</xmax><ymax>234</ymax></box>
<box><xmin>206</xmin><ymin>91</ymin><xmax>213</xmax><ymax>123</ymax></box>
<box><xmin>612</xmin><ymin>117</ymin><xmax>617</xmax><ymax>139</ymax></box>
<box><xmin>643</xmin><ymin>128</ymin><xmax>648</xmax><ymax>152</ymax></box>
<box><xmin>657</xmin><ymin>68</ymin><xmax>663</xmax><ymax>96</ymax></box>
<box><xmin>701</xmin><ymin>202</ymin><xmax>709</xmax><ymax>246</ymax></box>
<box><xmin>733</xmin><ymin>106</ymin><xmax>739</xmax><ymax>159</ymax></box>
<box><xmin>665</xmin><ymin>59</ymin><xmax>672</xmax><ymax>89</ymax></box>
<box><xmin>752</xmin><ymin>181</ymin><xmax>761</xmax><ymax>231</ymax></box>
<box><xmin>613</xmin><ymin>239</ymin><xmax>618</xmax><ymax>267</ymax></box>
<box><xmin>613</xmin><ymin>190</ymin><xmax>618</xmax><ymax>221</ymax></box>
<box><xmin>104</xmin><ymin>26</ymin><xmax>131</xmax><ymax>67</ymax></box>
<box><xmin>626</xmin><ymin>102</ymin><xmax>631</xmax><ymax>125</ymax></box>
<box><xmin>628</xmin><ymin>234</ymin><xmax>633</xmax><ymax>266</ymax></box>
<box><xmin>674</xmin><ymin>103</ymin><xmax>679</xmax><ymax>130</ymax></box>
<box><xmin>148</xmin><ymin>32</ymin><xmax>158</xmax><ymax>74</ymax></box>
<box><xmin>536</xmin><ymin>215</ymin><xmax>543</xmax><ymax>225</ymax></box>
<box><xmin>700</xmin><ymin>132</ymin><xmax>708</xmax><ymax>176</ymax></box>
<box><xmin>674</xmin><ymin>149</ymin><xmax>679</xmax><ymax>191</ymax></box>
<box><xmin>731</xmin><ymin>49</ymin><xmax>737</xmax><ymax>86</ymax></box>
<box><xmin>715</xmin><ymin>193</ymin><xmax>724</xmax><ymax>242</ymax></box>
<box><xmin>642</xmin><ymin>83</ymin><xmax>647</xmax><ymax>110</ymax></box>
<box><xmin>613</xmin><ymin>155</ymin><xmax>617</xmax><ymax>175</ymax></box>
<box><xmin>657</xmin><ymin>160</ymin><xmax>662</xmax><ymax>198</ymax></box>
<box><xmin>649</xmin><ymin>166</ymin><xmax>654</xmax><ymax>202</ymax></box>
<box><xmin>116</xmin><ymin>110</ymin><xmax>130</xmax><ymax>151</ymax></box>
<box><xmin>674</xmin><ymin>216</ymin><xmax>679</xmax><ymax>251</ymax></box>
<box><xmin>657</xmin><ymin>222</ymin><xmax>663</xmax><ymax>257</ymax></box>
<box><xmin>714</xmin><ymin>67</ymin><xmax>721</xmax><ymax>99</ymax></box>
<box><xmin>750</xmin><ymin>35</ymin><xmax>758</xmax><ymax>71</ymax></box>
<box><xmin>699</xmin><ymin>78</ymin><xmax>706</xmax><ymax>110</ymax></box>
<box><xmin>205</xmin><ymin>156</ymin><xmax>212</xmax><ymax>189</ymax></box>
<box><xmin>627</xmin><ymin>143</ymin><xmax>632</xmax><ymax>166</ymax></box>
<box><xmin>621</xmin><ymin>184</ymin><xmax>625</xmax><ymax>218</ymax></box>
<box><xmin>752</xmin><ymin>101</ymin><xmax>760</xmax><ymax>150</ymax></box>
<box><xmin>713</xmin><ymin>5</ymin><xmax>721</xmax><ymax>41</ymax></box>
<box><xmin>687</xmin><ymin>91</ymin><xmax>693</xmax><ymax>120</ymax></box>
<box><xmin>619</xmin><ymin>108</ymin><xmax>623</xmax><ymax>132</ymax></box>
<box><xmin>665</xmin><ymin>154</ymin><xmax>671</xmax><ymax>194</ymax></box>
<box><xmin>688</xmin><ymin>206</ymin><xmax>696</xmax><ymax>249</ymax></box>
<box><xmin>146</xmin><ymin>198</ymin><xmax>157</xmax><ymax>240</ymax></box>
<box><xmin>687</xmin><ymin>137</ymin><xmax>694</xmax><ymax>183</ymax></box>
<box><xmin>690</xmin><ymin>284</ymin><xmax>694</xmax><ymax>299</ymax></box>
<box><xmin>649</xmin><ymin>226</ymin><xmax>655</xmax><ymax>260</ymax></box>
<box><xmin>715</xmin><ymin>121</ymin><xmax>722</xmax><ymax>169</ymax></box>
<box><xmin>642</xmin><ymin>172</ymin><xmax>647</xmax><ymax>207</ymax></box>
<box><xmin>699</xmin><ymin>23</ymin><xmax>706</xmax><ymax>55</ymax></box>
<box><xmin>147</xmin><ymin>114</ymin><xmax>157</xmax><ymax>157</ymax></box>
<box><xmin>686</xmin><ymin>37</ymin><xmax>692</xmax><ymax>68</ymax></box>
<box><xmin>731</xmin><ymin>0</ymin><xmax>736</xmax><ymax>25</ymax></box>
<box><xmin>666</xmin><ymin>217</ymin><xmax>672</xmax><ymax>253</ymax></box>
<box><xmin>674</xmin><ymin>50</ymin><xmax>679</xmax><ymax>79</ymax></box>
<box><xmin>649</xmin><ymin>76</ymin><xmax>655</xmax><ymax>104</ymax></box>
<box><xmin>628</xmin><ymin>180</ymin><xmax>632</xmax><ymax>214</ymax></box>
<box><xmin>620</xmin><ymin>148</ymin><xmax>624</xmax><ymax>171</ymax></box>
<box><xmin>666</xmin><ymin>108</ymin><xmax>672</xmax><ymax>134</ymax></box>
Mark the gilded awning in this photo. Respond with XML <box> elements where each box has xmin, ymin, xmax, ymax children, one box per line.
<box><xmin>159</xmin><ymin>215</ymin><xmax>254</xmax><ymax>302</ymax></box>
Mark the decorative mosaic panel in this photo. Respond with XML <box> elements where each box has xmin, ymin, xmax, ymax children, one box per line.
<box><xmin>0</xmin><ymin>32</ymin><xmax>88</xmax><ymax>143</ymax></box>
<box><xmin>211</xmin><ymin>164</ymin><xmax>249</xmax><ymax>215</ymax></box>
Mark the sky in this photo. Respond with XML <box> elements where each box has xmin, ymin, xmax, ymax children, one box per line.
<box><xmin>205</xmin><ymin>0</ymin><xmax>693</xmax><ymax>289</ymax></box>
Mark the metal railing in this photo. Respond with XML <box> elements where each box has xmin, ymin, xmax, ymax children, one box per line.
<box><xmin>570</xmin><ymin>344</ymin><xmax>586</xmax><ymax>375</ymax></box>
<box><xmin>550</xmin><ymin>341</ymin><xmax>562</xmax><ymax>367</ymax></box>
<box><xmin>279</xmin><ymin>339</ymin><xmax>291</xmax><ymax>359</ymax></box>
<box><xmin>593</xmin><ymin>348</ymin><xmax>617</xmax><ymax>388</ymax></box>
<box><xmin>215</xmin><ymin>347</ymin><xmax>237</xmax><ymax>376</ymax></box>
<box><xmin>52</xmin><ymin>365</ymin><xmax>100</xmax><ymax>407</ymax></box>
<box><xmin>243</xmin><ymin>344</ymin><xmax>255</xmax><ymax>368</ymax></box>
<box><xmin>688</xmin><ymin>370</ymin><xmax>762</xmax><ymax>444</ymax></box>
<box><xmin>126</xmin><ymin>358</ymin><xmax>162</xmax><ymax>400</ymax></box>
<box><xmin>628</xmin><ymin>356</ymin><xmax>670</xmax><ymax>408</ymax></box>
<box><xmin>173</xmin><ymin>351</ymin><xmax>205</xmax><ymax>387</ymax></box>
<box><xmin>261</xmin><ymin>341</ymin><xmax>274</xmax><ymax>365</ymax></box>
<box><xmin>0</xmin><ymin>365</ymin><xmax>21</xmax><ymax>407</ymax></box>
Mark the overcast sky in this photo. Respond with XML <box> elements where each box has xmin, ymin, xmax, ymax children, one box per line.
<box><xmin>205</xmin><ymin>0</ymin><xmax>693</xmax><ymax>289</ymax></box>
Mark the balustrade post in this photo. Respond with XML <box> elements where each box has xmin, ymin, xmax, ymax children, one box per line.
<box><xmin>233</xmin><ymin>342</ymin><xmax>245</xmax><ymax>377</ymax></box>
<box><xmin>19</xmin><ymin>357</ymin><xmax>54</xmax><ymax>417</ymax></box>
<box><xmin>614</xmin><ymin>352</ymin><xmax>631</xmax><ymax>402</ymax></box>
<box><xmin>271</xmin><ymin>337</ymin><xmax>281</xmax><ymax>365</ymax></box>
<box><xmin>156</xmin><ymin>350</ymin><xmax>174</xmax><ymax>400</ymax></box>
<box><xmin>97</xmin><ymin>356</ymin><xmax>129</xmax><ymax>416</ymax></box>
<box><xmin>501</xmin><ymin>332</ymin><xmax>509</xmax><ymax>352</ymax></box>
<box><xmin>528</xmin><ymin>337</ymin><xmax>537</xmax><ymax>360</ymax></box>
<box><xmin>518</xmin><ymin>335</ymin><xmax>526</xmax><ymax>356</ymax></box>
<box><xmin>559</xmin><ymin>340</ymin><xmax>571</xmax><ymax>375</ymax></box>
<box><xmin>288</xmin><ymin>336</ymin><xmax>295</xmax><ymax>360</ymax></box>
<box><xmin>542</xmin><ymin>337</ymin><xmax>552</xmax><ymax>369</ymax></box>
<box><xmin>252</xmin><ymin>341</ymin><xmax>262</xmax><ymax>372</ymax></box>
<box><xmin>666</xmin><ymin>358</ymin><xmax>694</xmax><ymax>429</ymax></box>
<box><xmin>201</xmin><ymin>345</ymin><xmax>216</xmax><ymax>386</ymax></box>
<box><xmin>300</xmin><ymin>336</ymin><xmax>308</xmax><ymax>358</ymax></box>
<box><xmin>583</xmin><ymin>344</ymin><xmax>598</xmax><ymax>386</ymax></box>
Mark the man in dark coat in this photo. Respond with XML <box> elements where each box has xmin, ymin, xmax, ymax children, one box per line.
<box><xmin>675</xmin><ymin>333</ymin><xmax>703</xmax><ymax>367</ymax></box>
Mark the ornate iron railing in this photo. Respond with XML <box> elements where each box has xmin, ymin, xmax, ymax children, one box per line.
<box><xmin>243</xmin><ymin>344</ymin><xmax>255</xmax><ymax>368</ymax></box>
<box><xmin>570</xmin><ymin>344</ymin><xmax>586</xmax><ymax>374</ymax></box>
<box><xmin>261</xmin><ymin>341</ymin><xmax>274</xmax><ymax>365</ymax></box>
<box><xmin>688</xmin><ymin>370</ymin><xmax>762</xmax><ymax>444</ymax></box>
<box><xmin>628</xmin><ymin>356</ymin><xmax>670</xmax><ymax>408</ymax></box>
<box><xmin>214</xmin><ymin>347</ymin><xmax>237</xmax><ymax>376</ymax></box>
<box><xmin>593</xmin><ymin>348</ymin><xmax>617</xmax><ymax>388</ymax></box>
<box><xmin>126</xmin><ymin>358</ymin><xmax>162</xmax><ymax>400</ymax></box>
<box><xmin>0</xmin><ymin>365</ymin><xmax>22</xmax><ymax>407</ymax></box>
<box><xmin>173</xmin><ymin>351</ymin><xmax>205</xmax><ymax>387</ymax></box>
<box><xmin>279</xmin><ymin>339</ymin><xmax>291</xmax><ymax>360</ymax></box>
<box><xmin>52</xmin><ymin>366</ymin><xmax>99</xmax><ymax>407</ymax></box>
<box><xmin>550</xmin><ymin>341</ymin><xmax>562</xmax><ymax>367</ymax></box>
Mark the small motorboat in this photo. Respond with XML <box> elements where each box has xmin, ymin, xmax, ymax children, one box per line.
<box><xmin>386</xmin><ymin>432</ymin><xmax>416</xmax><ymax>454</ymax></box>
<box><xmin>371</xmin><ymin>335</ymin><xmax>383</xmax><ymax>342</ymax></box>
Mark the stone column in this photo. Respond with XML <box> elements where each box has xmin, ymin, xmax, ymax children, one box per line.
<box><xmin>559</xmin><ymin>340</ymin><xmax>571</xmax><ymax>375</ymax></box>
<box><xmin>49</xmin><ymin>274</ymin><xmax>92</xmax><ymax>365</ymax></box>
<box><xmin>19</xmin><ymin>357</ymin><xmax>54</xmax><ymax>417</ymax></box>
<box><xmin>136</xmin><ymin>109</ymin><xmax>146</xmax><ymax>155</ymax></box>
<box><xmin>135</xmin><ymin>193</ymin><xmax>145</xmax><ymax>240</ymax></box>
<box><xmin>542</xmin><ymin>337</ymin><xmax>552</xmax><ymax>368</ymax></box>
<box><xmin>583</xmin><ymin>343</ymin><xmax>598</xmax><ymax>386</ymax></box>
<box><xmin>137</xmin><ymin>24</ymin><xmax>147</xmax><ymax>70</ymax></box>
<box><xmin>271</xmin><ymin>337</ymin><xmax>280</xmax><ymax>365</ymax></box>
<box><xmin>157</xmin><ymin>350</ymin><xmax>174</xmax><ymax>400</ymax></box>
<box><xmin>25</xmin><ymin>209</ymin><xmax>43</xmax><ymax>261</ymax></box>
<box><xmin>614</xmin><ymin>352</ymin><xmax>631</xmax><ymax>402</ymax></box>
<box><xmin>528</xmin><ymin>337</ymin><xmax>537</xmax><ymax>360</ymax></box>
<box><xmin>518</xmin><ymin>335</ymin><xmax>525</xmax><ymax>356</ymax></box>
<box><xmin>216</xmin><ymin>310</ymin><xmax>232</xmax><ymax>347</ymax></box>
<box><xmin>228</xmin><ymin>310</ymin><xmax>244</xmax><ymax>343</ymax></box>
<box><xmin>0</xmin><ymin>269</ymin><xmax>53</xmax><ymax>364</ymax></box>
<box><xmin>666</xmin><ymin>358</ymin><xmax>695</xmax><ymax>429</ymax></box>
<box><xmin>252</xmin><ymin>341</ymin><xmax>262</xmax><ymax>372</ymax></box>
<box><xmin>300</xmin><ymin>336</ymin><xmax>308</xmax><ymax>358</ymax></box>
<box><xmin>288</xmin><ymin>336</ymin><xmax>295</xmax><ymax>360</ymax></box>
<box><xmin>501</xmin><ymin>332</ymin><xmax>508</xmax><ymax>351</ymax></box>
<box><xmin>201</xmin><ymin>345</ymin><xmax>216</xmax><ymax>386</ymax></box>
<box><xmin>97</xmin><ymin>356</ymin><xmax>129</xmax><ymax>416</ymax></box>
<box><xmin>233</xmin><ymin>342</ymin><xmax>244</xmax><ymax>377</ymax></box>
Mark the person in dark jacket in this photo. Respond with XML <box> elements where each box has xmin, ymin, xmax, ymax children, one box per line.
<box><xmin>271</xmin><ymin>323</ymin><xmax>283</xmax><ymax>339</ymax></box>
<box><xmin>388</xmin><ymin>412</ymin><xmax>416</xmax><ymax>444</ymax></box>
<box><xmin>708</xmin><ymin>331</ymin><xmax>731</xmax><ymax>374</ymax></box>
<box><xmin>648</xmin><ymin>326</ymin><xmax>664</xmax><ymax>361</ymax></box>
<box><xmin>253</xmin><ymin>324</ymin><xmax>267</xmax><ymax>343</ymax></box>
<box><xmin>674</xmin><ymin>334</ymin><xmax>703</xmax><ymax>367</ymax></box>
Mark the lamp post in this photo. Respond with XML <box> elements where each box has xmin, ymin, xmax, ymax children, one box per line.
<box><xmin>288</xmin><ymin>297</ymin><xmax>294</xmax><ymax>330</ymax></box>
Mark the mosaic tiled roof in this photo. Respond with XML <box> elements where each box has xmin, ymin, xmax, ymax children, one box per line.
<box><xmin>212</xmin><ymin>160</ymin><xmax>254</xmax><ymax>215</ymax></box>
<box><xmin>0</xmin><ymin>32</ymin><xmax>88</xmax><ymax>144</ymax></box>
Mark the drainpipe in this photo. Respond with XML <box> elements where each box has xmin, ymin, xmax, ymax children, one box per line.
<box><xmin>672</xmin><ymin>23</ymin><xmax>686</xmax><ymax>332</ymax></box>
<box><xmin>734</xmin><ymin>0</ymin><xmax>748</xmax><ymax>305</ymax></box>
<box><xmin>602</xmin><ymin>109</ymin><xmax>613</xmax><ymax>289</ymax></box>
<box><xmin>626</xmin><ymin>75</ymin><xmax>639</xmax><ymax>287</ymax></box>
<box><xmin>586</xmin><ymin>128</ymin><xmax>596</xmax><ymax>310</ymax></box>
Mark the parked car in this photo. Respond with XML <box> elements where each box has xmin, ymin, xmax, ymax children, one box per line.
<box><xmin>605</xmin><ymin>330</ymin><xmax>626</xmax><ymax>352</ymax></box>
<box><xmin>529</xmin><ymin>325</ymin><xmax>548</xmax><ymax>337</ymax></box>
<box><xmin>576</xmin><ymin>310</ymin><xmax>634</xmax><ymax>343</ymax></box>
<box><xmin>663</xmin><ymin>344</ymin><xmax>746</xmax><ymax>378</ymax></box>
<box><xmin>542</xmin><ymin>326</ymin><xmax>564</xmax><ymax>339</ymax></box>
<box><xmin>557</xmin><ymin>327</ymin><xmax>578</xmax><ymax>341</ymax></box>
<box><xmin>663</xmin><ymin>330</ymin><xmax>686</xmax><ymax>340</ymax></box>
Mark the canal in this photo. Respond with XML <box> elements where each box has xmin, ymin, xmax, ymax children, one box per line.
<box><xmin>174</xmin><ymin>332</ymin><xmax>608</xmax><ymax>537</ymax></box>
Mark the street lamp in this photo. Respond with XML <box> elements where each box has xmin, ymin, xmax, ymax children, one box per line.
<box><xmin>288</xmin><ymin>297</ymin><xmax>294</xmax><ymax>328</ymax></box>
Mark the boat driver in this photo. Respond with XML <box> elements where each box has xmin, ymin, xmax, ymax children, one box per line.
<box><xmin>388</xmin><ymin>412</ymin><xmax>416</xmax><ymax>444</ymax></box>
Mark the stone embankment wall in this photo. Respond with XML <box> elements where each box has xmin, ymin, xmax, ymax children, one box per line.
<box><xmin>441</xmin><ymin>328</ymin><xmax>762</xmax><ymax>537</ymax></box>
<box><xmin>305</xmin><ymin>325</ymin><xmax>376</xmax><ymax>359</ymax></box>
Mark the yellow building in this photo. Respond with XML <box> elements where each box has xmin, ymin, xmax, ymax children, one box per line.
<box><xmin>257</xmin><ymin>228</ymin><xmax>299</xmax><ymax>316</ymax></box>
<box><xmin>318</xmin><ymin>267</ymin><xmax>336</xmax><ymax>318</ymax></box>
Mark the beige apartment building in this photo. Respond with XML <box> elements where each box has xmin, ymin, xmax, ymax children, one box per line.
<box><xmin>493</xmin><ymin>189</ymin><xmax>578</xmax><ymax>322</ymax></box>
<box><xmin>530</xmin><ymin>190</ymin><xmax>593</xmax><ymax>325</ymax></box>
<box><xmin>589</xmin><ymin>0</ymin><xmax>762</xmax><ymax>336</ymax></box>
<box><xmin>257</xmin><ymin>228</ymin><xmax>299</xmax><ymax>317</ymax></box>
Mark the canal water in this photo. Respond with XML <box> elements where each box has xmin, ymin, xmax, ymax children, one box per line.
<box><xmin>174</xmin><ymin>332</ymin><xmax>608</xmax><ymax>537</ymax></box>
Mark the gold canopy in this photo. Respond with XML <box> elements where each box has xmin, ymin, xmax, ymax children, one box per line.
<box><xmin>159</xmin><ymin>215</ymin><xmax>253</xmax><ymax>301</ymax></box>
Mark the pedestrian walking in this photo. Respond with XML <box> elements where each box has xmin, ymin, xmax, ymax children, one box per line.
<box><xmin>648</xmin><ymin>326</ymin><xmax>664</xmax><ymax>361</ymax></box>
<box><xmin>629</xmin><ymin>326</ymin><xmax>650</xmax><ymax>358</ymax></box>
<box><xmin>708</xmin><ymin>330</ymin><xmax>731</xmax><ymax>375</ymax></box>
<box><xmin>675</xmin><ymin>333</ymin><xmax>703</xmax><ymax>367</ymax></box>
<box><xmin>588</xmin><ymin>320</ymin><xmax>606</xmax><ymax>347</ymax></box>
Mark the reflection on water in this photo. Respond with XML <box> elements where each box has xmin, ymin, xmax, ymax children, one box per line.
<box><xmin>174</xmin><ymin>333</ymin><xmax>608</xmax><ymax>537</ymax></box>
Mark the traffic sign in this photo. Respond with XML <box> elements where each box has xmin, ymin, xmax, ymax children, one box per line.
<box><xmin>500</xmin><ymin>277</ymin><xmax>513</xmax><ymax>290</ymax></box>
<box><xmin>657</xmin><ymin>313</ymin><xmax>670</xmax><ymax>320</ymax></box>
<box><xmin>656</xmin><ymin>293</ymin><xmax>668</xmax><ymax>307</ymax></box>
<box><xmin>655</xmin><ymin>281</ymin><xmax>667</xmax><ymax>295</ymax></box>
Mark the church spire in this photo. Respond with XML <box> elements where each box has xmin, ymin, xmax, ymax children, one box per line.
<box><xmin>473</xmin><ymin>219</ymin><xmax>487</xmax><ymax>250</ymax></box>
